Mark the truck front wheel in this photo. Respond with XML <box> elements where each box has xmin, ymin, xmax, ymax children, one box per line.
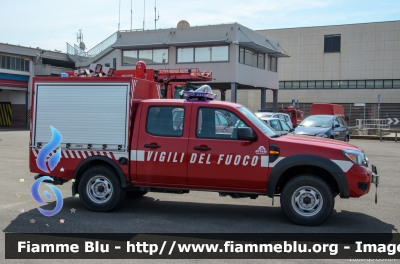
<box><xmin>280</xmin><ymin>175</ymin><xmax>334</xmax><ymax>226</ymax></box>
<box><xmin>78</xmin><ymin>165</ymin><xmax>126</xmax><ymax>211</ymax></box>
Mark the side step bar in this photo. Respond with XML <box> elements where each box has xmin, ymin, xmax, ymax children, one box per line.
<box><xmin>34</xmin><ymin>174</ymin><xmax>66</xmax><ymax>185</ymax></box>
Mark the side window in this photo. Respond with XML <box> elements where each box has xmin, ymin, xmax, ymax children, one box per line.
<box><xmin>147</xmin><ymin>106</ymin><xmax>184</xmax><ymax>137</ymax></box>
<box><xmin>284</xmin><ymin>115</ymin><xmax>290</xmax><ymax>123</ymax></box>
<box><xmin>217</xmin><ymin>113</ymin><xmax>229</xmax><ymax>126</ymax></box>
<box><xmin>338</xmin><ymin>117</ymin><xmax>346</xmax><ymax>127</ymax></box>
<box><xmin>214</xmin><ymin>114</ymin><xmax>221</xmax><ymax>126</ymax></box>
<box><xmin>280</xmin><ymin>120</ymin><xmax>291</xmax><ymax>131</ymax></box>
<box><xmin>197</xmin><ymin>107</ymin><xmax>248</xmax><ymax>139</ymax></box>
<box><xmin>269</xmin><ymin>119</ymin><xmax>282</xmax><ymax>131</ymax></box>
<box><xmin>333</xmin><ymin>118</ymin><xmax>340</xmax><ymax>127</ymax></box>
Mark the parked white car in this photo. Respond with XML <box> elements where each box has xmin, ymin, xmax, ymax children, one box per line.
<box><xmin>259</xmin><ymin>117</ymin><xmax>294</xmax><ymax>136</ymax></box>
<box><xmin>254</xmin><ymin>112</ymin><xmax>294</xmax><ymax>129</ymax></box>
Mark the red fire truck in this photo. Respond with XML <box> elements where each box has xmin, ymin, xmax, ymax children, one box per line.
<box><xmin>279</xmin><ymin>106</ymin><xmax>304</xmax><ymax>127</ymax></box>
<box><xmin>30</xmin><ymin>61</ymin><xmax>379</xmax><ymax>226</ymax></box>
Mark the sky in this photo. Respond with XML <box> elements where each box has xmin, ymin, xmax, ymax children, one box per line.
<box><xmin>1</xmin><ymin>0</ymin><xmax>400</xmax><ymax>53</ymax></box>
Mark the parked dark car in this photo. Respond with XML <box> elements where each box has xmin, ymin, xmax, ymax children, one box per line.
<box><xmin>294</xmin><ymin>115</ymin><xmax>349</xmax><ymax>142</ymax></box>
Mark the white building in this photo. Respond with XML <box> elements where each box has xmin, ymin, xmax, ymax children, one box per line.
<box><xmin>258</xmin><ymin>20</ymin><xmax>400</xmax><ymax>127</ymax></box>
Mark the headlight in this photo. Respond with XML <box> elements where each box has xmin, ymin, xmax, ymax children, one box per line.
<box><xmin>342</xmin><ymin>149</ymin><xmax>368</xmax><ymax>166</ymax></box>
<box><xmin>316</xmin><ymin>133</ymin><xmax>328</xmax><ymax>138</ymax></box>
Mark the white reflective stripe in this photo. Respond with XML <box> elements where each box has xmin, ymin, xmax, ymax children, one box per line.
<box><xmin>32</xmin><ymin>149</ymin><xmax>38</xmax><ymax>157</ymax></box>
<box><xmin>129</xmin><ymin>150</ymin><xmax>143</xmax><ymax>161</ymax></box>
<box><xmin>106</xmin><ymin>152</ymin><xmax>112</xmax><ymax>159</ymax></box>
<box><xmin>269</xmin><ymin>157</ymin><xmax>285</xmax><ymax>167</ymax></box>
<box><xmin>136</xmin><ymin>150</ymin><xmax>144</xmax><ymax>161</ymax></box>
<box><xmin>332</xmin><ymin>160</ymin><xmax>353</xmax><ymax>172</ymax></box>
<box><xmin>87</xmin><ymin>151</ymin><xmax>92</xmax><ymax>157</ymax></box>
<box><xmin>63</xmin><ymin>150</ymin><xmax>69</xmax><ymax>158</ymax></box>
<box><xmin>81</xmin><ymin>151</ymin><xmax>87</xmax><ymax>159</ymax></box>
<box><xmin>261</xmin><ymin>156</ymin><xmax>269</xmax><ymax>167</ymax></box>
<box><xmin>68</xmin><ymin>150</ymin><xmax>75</xmax><ymax>158</ymax></box>
<box><xmin>74</xmin><ymin>151</ymin><xmax>81</xmax><ymax>159</ymax></box>
<box><xmin>130</xmin><ymin>150</ymin><xmax>137</xmax><ymax>161</ymax></box>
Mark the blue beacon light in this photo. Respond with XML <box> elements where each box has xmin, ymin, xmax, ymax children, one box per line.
<box><xmin>183</xmin><ymin>85</ymin><xmax>217</xmax><ymax>100</ymax></box>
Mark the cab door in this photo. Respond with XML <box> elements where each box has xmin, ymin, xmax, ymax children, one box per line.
<box><xmin>187</xmin><ymin>105</ymin><xmax>270</xmax><ymax>190</ymax></box>
<box><xmin>134</xmin><ymin>102</ymin><xmax>190</xmax><ymax>185</ymax></box>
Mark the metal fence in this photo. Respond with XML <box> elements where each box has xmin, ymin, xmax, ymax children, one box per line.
<box><xmin>355</xmin><ymin>119</ymin><xmax>390</xmax><ymax>129</ymax></box>
<box><xmin>66</xmin><ymin>32</ymin><xmax>118</xmax><ymax>62</ymax></box>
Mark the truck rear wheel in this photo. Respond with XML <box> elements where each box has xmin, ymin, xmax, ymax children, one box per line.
<box><xmin>78</xmin><ymin>165</ymin><xmax>126</xmax><ymax>212</ymax></box>
<box><xmin>280</xmin><ymin>175</ymin><xmax>334</xmax><ymax>226</ymax></box>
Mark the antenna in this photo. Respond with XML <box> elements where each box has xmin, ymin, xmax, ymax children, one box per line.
<box><xmin>118</xmin><ymin>0</ymin><xmax>121</xmax><ymax>31</ymax></box>
<box><xmin>143</xmin><ymin>0</ymin><xmax>145</xmax><ymax>30</ymax></box>
<box><xmin>154</xmin><ymin>0</ymin><xmax>160</xmax><ymax>29</ymax></box>
<box><xmin>77</xmin><ymin>29</ymin><xmax>86</xmax><ymax>51</ymax></box>
<box><xmin>131</xmin><ymin>0</ymin><xmax>133</xmax><ymax>31</ymax></box>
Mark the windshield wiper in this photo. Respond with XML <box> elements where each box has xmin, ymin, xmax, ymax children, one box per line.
<box><xmin>271</xmin><ymin>134</ymin><xmax>280</xmax><ymax>138</ymax></box>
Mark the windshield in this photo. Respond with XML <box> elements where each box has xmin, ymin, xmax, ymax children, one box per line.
<box><xmin>299</xmin><ymin>116</ymin><xmax>333</xmax><ymax>128</ymax></box>
<box><xmin>238</xmin><ymin>107</ymin><xmax>278</xmax><ymax>137</ymax></box>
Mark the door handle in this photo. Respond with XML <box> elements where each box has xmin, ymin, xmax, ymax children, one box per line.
<box><xmin>144</xmin><ymin>144</ymin><xmax>161</xmax><ymax>149</ymax></box>
<box><xmin>194</xmin><ymin>146</ymin><xmax>211</xmax><ymax>151</ymax></box>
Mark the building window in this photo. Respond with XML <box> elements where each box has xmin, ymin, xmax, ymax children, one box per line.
<box><xmin>268</xmin><ymin>56</ymin><xmax>277</xmax><ymax>72</ymax></box>
<box><xmin>375</xmin><ymin>80</ymin><xmax>383</xmax><ymax>88</ymax></box>
<box><xmin>238</xmin><ymin>46</ymin><xmax>265</xmax><ymax>69</ymax></box>
<box><xmin>323</xmin><ymin>81</ymin><xmax>331</xmax><ymax>89</ymax></box>
<box><xmin>338</xmin><ymin>81</ymin><xmax>347</xmax><ymax>88</ymax></box>
<box><xmin>278</xmin><ymin>79</ymin><xmax>400</xmax><ymax>89</ymax></box>
<box><xmin>357</xmin><ymin>80</ymin><xmax>365</xmax><ymax>88</ymax></box>
<box><xmin>0</xmin><ymin>54</ymin><xmax>30</xmax><ymax>72</ymax></box>
<box><xmin>384</xmin><ymin>80</ymin><xmax>393</xmax><ymax>88</ymax></box>
<box><xmin>332</xmin><ymin>81</ymin><xmax>340</xmax><ymax>88</ymax></box>
<box><xmin>123</xmin><ymin>48</ymin><xmax>168</xmax><ymax>65</ymax></box>
<box><xmin>366</xmin><ymin>80</ymin><xmax>374</xmax><ymax>88</ymax></box>
<box><xmin>177</xmin><ymin>46</ymin><xmax>229</xmax><ymax>63</ymax></box>
<box><xmin>324</xmin><ymin>35</ymin><xmax>341</xmax><ymax>53</ymax></box>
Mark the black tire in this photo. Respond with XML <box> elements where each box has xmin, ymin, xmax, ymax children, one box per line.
<box><xmin>126</xmin><ymin>190</ymin><xmax>148</xmax><ymax>198</ymax></box>
<box><xmin>280</xmin><ymin>175</ymin><xmax>334</xmax><ymax>226</ymax></box>
<box><xmin>78</xmin><ymin>165</ymin><xmax>126</xmax><ymax>212</ymax></box>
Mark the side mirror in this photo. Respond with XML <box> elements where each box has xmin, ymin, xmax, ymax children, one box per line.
<box><xmin>289</xmin><ymin>128</ymin><xmax>294</xmax><ymax>132</ymax></box>
<box><xmin>237</xmin><ymin>127</ymin><xmax>257</xmax><ymax>141</ymax></box>
<box><xmin>335</xmin><ymin>124</ymin><xmax>340</xmax><ymax>128</ymax></box>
